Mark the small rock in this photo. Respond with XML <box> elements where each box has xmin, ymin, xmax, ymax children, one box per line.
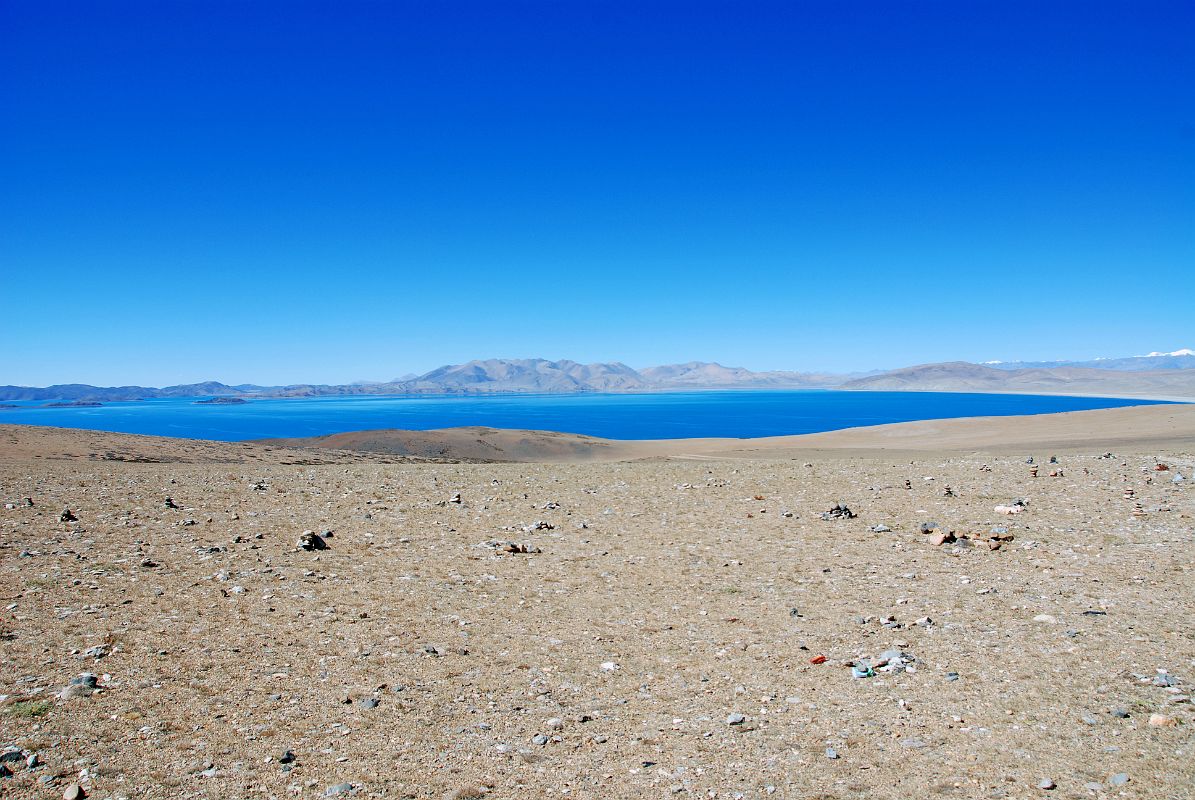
<box><xmin>1148</xmin><ymin>713</ymin><xmax>1176</xmax><ymax>727</ymax></box>
<box><xmin>325</xmin><ymin>783</ymin><xmax>354</xmax><ymax>797</ymax></box>
<box><xmin>358</xmin><ymin>698</ymin><xmax>379</xmax><ymax>709</ymax></box>
<box><xmin>278</xmin><ymin>750</ymin><xmax>295</xmax><ymax>764</ymax></box>
<box><xmin>929</xmin><ymin>531</ymin><xmax>956</xmax><ymax>546</ymax></box>
<box><xmin>1038</xmin><ymin>779</ymin><xmax>1055</xmax><ymax>790</ymax></box>
<box><xmin>63</xmin><ymin>786</ymin><xmax>86</xmax><ymax>800</ymax></box>
<box><xmin>726</xmin><ymin>713</ymin><xmax>746</xmax><ymax>726</ymax></box>
<box><xmin>298</xmin><ymin>532</ymin><xmax>328</xmax><ymax>551</ymax></box>
<box><xmin>532</xmin><ymin>734</ymin><xmax>549</xmax><ymax>746</ymax></box>
<box><xmin>1109</xmin><ymin>773</ymin><xmax>1129</xmax><ymax>786</ymax></box>
<box><xmin>824</xmin><ymin>747</ymin><xmax>838</xmax><ymax>760</ymax></box>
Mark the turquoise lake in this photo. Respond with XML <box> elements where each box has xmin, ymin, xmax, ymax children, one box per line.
<box><xmin>0</xmin><ymin>391</ymin><xmax>1174</xmax><ymax>441</ymax></box>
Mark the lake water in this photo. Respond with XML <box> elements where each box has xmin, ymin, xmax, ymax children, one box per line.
<box><xmin>0</xmin><ymin>391</ymin><xmax>1173</xmax><ymax>441</ymax></box>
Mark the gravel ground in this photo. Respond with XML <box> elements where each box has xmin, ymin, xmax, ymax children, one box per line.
<box><xmin>2</xmin><ymin>441</ymin><xmax>1193</xmax><ymax>799</ymax></box>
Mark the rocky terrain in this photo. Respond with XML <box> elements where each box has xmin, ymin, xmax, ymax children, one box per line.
<box><xmin>1</xmin><ymin>413</ymin><xmax>1193</xmax><ymax>799</ymax></box>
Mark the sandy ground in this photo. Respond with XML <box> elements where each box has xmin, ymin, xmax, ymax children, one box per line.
<box><xmin>262</xmin><ymin>404</ymin><xmax>1195</xmax><ymax>463</ymax></box>
<box><xmin>1</xmin><ymin>409</ymin><xmax>1193</xmax><ymax>800</ymax></box>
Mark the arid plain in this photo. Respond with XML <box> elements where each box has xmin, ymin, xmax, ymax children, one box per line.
<box><xmin>2</xmin><ymin>405</ymin><xmax>1193</xmax><ymax>799</ymax></box>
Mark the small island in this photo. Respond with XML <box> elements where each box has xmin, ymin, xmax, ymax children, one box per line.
<box><xmin>43</xmin><ymin>401</ymin><xmax>103</xmax><ymax>408</ymax></box>
<box><xmin>194</xmin><ymin>397</ymin><xmax>248</xmax><ymax>405</ymax></box>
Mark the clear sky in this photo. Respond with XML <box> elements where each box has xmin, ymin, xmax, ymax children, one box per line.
<box><xmin>2</xmin><ymin>1</ymin><xmax>1192</xmax><ymax>386</ymax></box>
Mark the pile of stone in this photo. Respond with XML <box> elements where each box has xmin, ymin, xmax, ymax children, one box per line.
<box><xmin>820</xmin><ymin>503</ymin><xmax>856</xmax><ymax>520</ymax></box>
<box><xmin>297</xmin><ymin>531</ymin><xmax>328</xmax><ymax>551</ymax></box>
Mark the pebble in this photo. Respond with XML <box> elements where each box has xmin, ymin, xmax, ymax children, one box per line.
<box><xmin>726</xmin><ymin>713</ymin><xmax>746</xmax><ymax>725</ymax></box>
<box><xmin>278</xmin><ymin>750</ymin><xmax>295</xmax><ymax>764</ymax></box>
<box><xmin>1037</xmin><ymin>778</ymin><xmax>1055</xmax><ymax>790</ymax></box>
<box><xmin>824</xmin><ymin>747</ymin><xmax>838</xmax><ymax>760</ymax></box>
<box><xmin>1109</xmin><ymin>773</ymin><xmax>1130</xmax><ymax>786</ymax></box>
<box><xmin>358</xmin><ymin>698</ymin><xmax>379</xmax><ymax>709</ymax></box>
<box><xmin>1110</xmin><ymin>707</ymin><xmax>1129</xmax><ymax>718</ymax></box>
<box><xmin>532</xmin><ymin>734</ymin><xmax>549</xmax><ymax>746</ymax></box>
<box><xmin>63</xmin><ymin>786</ymin><xmax>86</xmax><ymax>800</ymax></box>
<box><xmin>545</xmin><ymin>717</ymin><xmax>564</xmax><ymax>730</ymax></box>
<box><xmin>325</xmin><ymin>783</ymin><xmax>354</xmax><ymax>796</ymax></box>
<box><xmin>1148</xmin><ymin>713</ymin><xmax>1177</xmax><ymax>727</ymax></box>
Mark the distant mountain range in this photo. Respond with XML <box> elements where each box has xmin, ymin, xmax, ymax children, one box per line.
<box><xmin>983</xmin><ymin>349</ymin><xmax>1195</xmax><ymax>372</ymax></box>
<box><xmin>840</xmin><ymin>361</ymin><xmax>1195</xmax><ymax>398</ymax></box>
<box><xmin>2</xmin><ymin>349</ymin><xmax>1193</xmax><ymax>402</ymax></box>
<box><xmin>0</xmin><ymin>360</ymin><xmax>861</xmax><ymax>402</ymax></box>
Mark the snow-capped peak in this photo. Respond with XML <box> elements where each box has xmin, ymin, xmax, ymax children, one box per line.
<box><xmin>1139</xmin><ymin>348</ymin><xmax>1195</xmax><ymax>358</ymax></box>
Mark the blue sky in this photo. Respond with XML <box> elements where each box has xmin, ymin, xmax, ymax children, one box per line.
<box><xmin>2</xmin><ymin>1</ymin><xmax>1192</xmax><ymax>386</ymax></box>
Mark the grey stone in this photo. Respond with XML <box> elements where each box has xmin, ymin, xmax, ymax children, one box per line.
<box><xmin>1110</xmin><ymin>707</ymin><xmax>1130</xmax><ymax>718</ymax></box>
<box><xmin>532</xmin><ymin>734</ymin><xmax>549</xmax><ymax>746</ymax></box>
<box><xmin>726</xmin><ymin>713</ymin><xmax>746</xmax><ymax>725</ymax></box>
<box><xmin>1109</xmin><ymin>773</ymin><xmax>1129</xmax><ymax>786</ymax></box>
<box><xmin>1038</xmin><ymin>779</ymin><xmax>1055</xmax><ymax>790</ymax></box>
<box><xmin>824</xmin><ymin>747</ymin><xmax>838</xmax><ymax>759</ymax></box>
<box><xmin>325</xmin><ymin>783</ymin><xmax>353</xmax><ymax>797</ymax></box>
